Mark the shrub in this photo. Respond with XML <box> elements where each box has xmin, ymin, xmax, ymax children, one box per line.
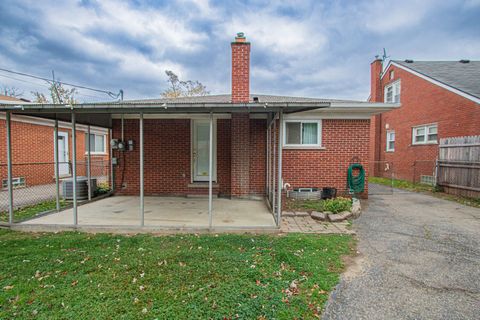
<box><xmin>96</xmin><ymin>182</ymin><xmax>111</xmax><ymax>195</ymax></box>
<box><xmin>322</xmin><ymin>197</ymin><xmax>352</xmax><ymax>214</ymax></box>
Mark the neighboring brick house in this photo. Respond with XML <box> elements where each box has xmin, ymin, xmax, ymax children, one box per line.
<box><xmin>110</xmin><ymin>34</ymin><xmax>395</xmax><ymax>200</ymax></box>
<box><xmin>369</xmin><ymin>59</ymin><xmax>480</xmax><ymax>182</ymax></box>
<box><xmin>0</xmin><ymin>95</ymin><xmax>110</xmax><ymax>189</ymax></box>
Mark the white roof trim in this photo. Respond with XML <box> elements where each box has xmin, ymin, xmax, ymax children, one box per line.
<box><xmin>285</xmin><ymin>104</ymin><xmax>400</xmax><ymax>120</ymax></box>
<box><xmin>329</xmin><ymin>102</ymin><xmax>399</xmax><ymax>108</ymax></box>
<box><xmin>388</xmin><ymin>62</ymin><xmax>480</xmax><ymax>104</ymax></box>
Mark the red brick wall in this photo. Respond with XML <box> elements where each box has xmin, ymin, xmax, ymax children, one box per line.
<box><xmin>249</xmin><ymin>119</ymin><xmax>266</xmax><ymax>196</ymax></box>
<box><xmin>113</xmin><ymin>119</ymin><xmax>233</xmax><ymax>196</ymax></box>
<box><xmin>217</xmin><ymin>119</ymin><xmax>232</xmax><ymax>196</ymax></box>
<box><xmin>282</xmin><ymin>119</ymin><xmax>370</xmax><ymax>197</ymax></box>
<box><xmin>112</xmin><ymin>118</ymin><xmax>369</xmax><ymax>198</ymax></box>
<box><xmin>370</xmin><ymin>63</ymin><xmax>480</xmax><ymax>181</ymax></box>
<box><xmin>230</xmin><ymin>114</ymin><xmax>250</xmax><ymax>197</ymax></box>
<box><xmin>0</xmin><ymin>117</ymin><xmax>108</xmax><ymax>187</ymax></box>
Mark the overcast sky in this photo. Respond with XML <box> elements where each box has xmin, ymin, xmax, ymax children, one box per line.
<box><xmin>1</xmin><ymin>0</ymin><xmax>479</xmax><ymax>102</ymax></box>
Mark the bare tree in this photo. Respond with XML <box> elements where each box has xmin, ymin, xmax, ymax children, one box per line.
<box><xmin>161</xmin><ymin>70</ymin><xmax>209</xmax><ymax>98</ymax></box>
<box><xmin>31</xmin><ymin>82</ymin><xmax>77</xmax><ymax>104</ymax></box>
<box><xmin>1</xmin><ymin>86</ymin><xmax>24</xmax><ymax>98</ymax></box>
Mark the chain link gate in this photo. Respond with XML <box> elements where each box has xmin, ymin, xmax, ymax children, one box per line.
<box><xmin>369</xmin><ymin>161</ymin><xmax>395</xmax><ymax>195</ymax></box>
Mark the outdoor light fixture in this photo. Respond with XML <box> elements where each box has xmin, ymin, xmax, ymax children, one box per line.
<box><xmin>162</xmin><ymin>103</ymin><xmax>167</xmax><ymax>109</ymax></box>
<box><xmin>264</xmin><ymin>102</ymin><xmax>268</xmax><ymax>109</ymax></box>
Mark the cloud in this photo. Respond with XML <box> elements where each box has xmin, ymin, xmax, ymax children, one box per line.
<box><xmin>0</xmin><ymin>0</ymin><xmax>479</xmax><ymax>102</ymax></box>
<box><xmin>360</xmin><ymin>0</ymin><xmax>435</xmax><ymax>34</ymax></box>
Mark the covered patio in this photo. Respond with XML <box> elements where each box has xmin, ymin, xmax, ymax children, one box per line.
<box><xmin>18</xmin><ymin>196</ymin><xmax>275</xmax><ymax>230</ymax></box>
<box><xmin>1</xmin><ymin>98</ymin><xmax>329</xmax><ymax>232</ymax></box>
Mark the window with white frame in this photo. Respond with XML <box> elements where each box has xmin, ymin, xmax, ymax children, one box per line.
<box><xmin>284</xmin><ymin>120</ymin><xmax>321</xmax><ymax>147</ymax></box>
<box><xmin>384</xmin><ymin>80</ymin><xmax>401</xmax><ymax>103</ymax></box>
<box><xmin>85</xmin><ymin>133</ymin><xmax>106</xmax><ymax>153</ymax></box>
<box><xmin>2</xmin><ymin>177</ymin><xmax>26</xmax><ymax>189</ymax></box>
<box><xmin>412</xmin><ymin>124</ymin><xmax>438</xmax><ymax>145</ymax></box>
<box><xmin>386</xmin><ymin>131</ymin><xmax>395</xmax><ymax>151</ymax></box>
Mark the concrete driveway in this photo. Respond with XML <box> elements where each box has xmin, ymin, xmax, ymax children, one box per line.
<box><xmin>323</xmin><ymin>185</ymin><xmax>480</xmax><ymax>320</ymax></box>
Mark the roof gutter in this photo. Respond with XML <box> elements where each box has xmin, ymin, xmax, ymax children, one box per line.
<box><xmin>0</xmin><ymin>102</ymin><xmax>331</xmax><ymax>114</ymax></box>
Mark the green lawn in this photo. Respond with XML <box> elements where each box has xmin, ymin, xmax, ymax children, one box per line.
<box><xmin>369</xmin><ymin>176</ymin><xmax>434</xmax><ymax>192</ymax></box>
<box><xmin>369</xmin><ymin>176</ymin><xmax>480</xmax><ymax>208</ymax></box>
<box><xmin>0</xmin><ymin>230</ymin><xmax>354</xmax><ymax>319</ymax></box>
<box><xmin>0</xmin><ymin>200</ymin><xmax>68</xmax><ymax>223</ymax></box>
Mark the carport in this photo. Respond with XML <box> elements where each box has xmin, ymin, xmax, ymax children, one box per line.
<box><xmin>1</xmin><ymin>100</ymin><xmax>328</xmax><ymax>231</ymax></box>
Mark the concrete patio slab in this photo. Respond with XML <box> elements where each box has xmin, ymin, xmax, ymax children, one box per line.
<box><xmin>19</xmin><ymin>196</ymin><xmax>277</xmax><ymax>230</ymax></box>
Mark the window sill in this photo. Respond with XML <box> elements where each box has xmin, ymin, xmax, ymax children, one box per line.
<box><xmin>411</xmin><ymin>142</ymin><xmax>438</xmax><ymax>146</ymax></box>
<box><xmin>283</xmin><ymin>145</ymin><xmax>325</xmax><ymax>150</ymax></box>
<box><xmin>385</xmin><ymin>150</ymin><xmax>395</xmax><ymax>153</ymax></box>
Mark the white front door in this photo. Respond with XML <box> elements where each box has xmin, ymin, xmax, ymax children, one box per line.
<box><xmin>192</xmin><ymin>120</ymin><xmax>216</xmax><ymax>182</ymax></box>
<box><xmin>57</xmin><ymin>132</ymin><xmax>70</xmax><ymax>176</ymax></box>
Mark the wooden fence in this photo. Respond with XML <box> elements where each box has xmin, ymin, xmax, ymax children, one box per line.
<box><xmin>437</xmin><ymin>135</ymin><xmax>480</xmax><ymax>198</ymax></box>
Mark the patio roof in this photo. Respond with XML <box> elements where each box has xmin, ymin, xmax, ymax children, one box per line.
<box><xmin>0</xmin><ymin>96</ymin><xmax>329</xmax><ymax>128</ymax></box>
<box><xmin>0</xmin><ymin>94</ymin><xmax>397</xmax><ymax>128</ymax></box>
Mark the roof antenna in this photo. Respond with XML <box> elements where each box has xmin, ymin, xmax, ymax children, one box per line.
<box><xmin>382</xmin><ymin>48</ymin><xmax>390</xmax><ymax>65</ymax></box>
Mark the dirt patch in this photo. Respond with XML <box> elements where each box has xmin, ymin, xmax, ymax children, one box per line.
<box><xmin>341</xmin><ymin>248</ymin><xmax>369</xmax><ymax>281</ymax></box>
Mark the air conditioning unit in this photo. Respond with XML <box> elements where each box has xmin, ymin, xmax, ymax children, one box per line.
<box><xmin>62</xmin><ymin>177</ymin><xmax>96</xmax><ymax>200</ymax></box>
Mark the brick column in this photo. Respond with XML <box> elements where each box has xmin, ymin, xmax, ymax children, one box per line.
<box><xmin>231</xmin><ymin>113</ymin><xmax>250</xmax><ymax>197</ymax></box>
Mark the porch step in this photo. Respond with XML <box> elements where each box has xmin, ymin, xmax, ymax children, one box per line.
<box><xmin>187</xmin><ymin>183</ymin><xmax>220</xmax><ymax>197</ymax></box>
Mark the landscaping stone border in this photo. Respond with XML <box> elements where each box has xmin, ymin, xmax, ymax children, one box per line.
<box><xmin>283</xmin><ymin>198</ymin><xmax>362</xmax><ymax>223</ymax></box>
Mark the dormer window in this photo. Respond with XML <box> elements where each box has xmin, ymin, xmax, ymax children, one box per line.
<box><xmin>384</xmin><ymin>80</ymin><xmax>400</xmax><ymax>103</ymax></box>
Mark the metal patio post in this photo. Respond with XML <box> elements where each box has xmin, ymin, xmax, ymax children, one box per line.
<box><xmin>54</xmin><ymin>119</ymin><xmax>60</xmax><ymax>211</ymax></box>
<box><xmin>109</xmin><ymin>129</ymin><xmax>114</xmax><ymax>192</ymax></box>
<box><xmin>139</xmin><ymin>112</ymin><xmax>144</xmax><ymax>226</ymax></box>
<box><xmin>71</xmin><ymin>111</ymin><xmax>78</xmax><ymax>225</ymax></box>
<box><xmin>87</xmin><ymin>125</ymin><xmax>92</xmax><ymax>201</ymax></box>
<box><xmin>272</xmin><ymin>115</ymin><xmax>276</xmax><ymax>214</ymax></box>
<box><xmin>6</xmin><ymin>111</ymin><xmax>14</xmax><ymax>224</ymax></box>
<box><xmin>276</xmin><ymin>110</ymin><xmax>283</xmax><ymax>226</ymax></box>
<box><xmin>266</xmin><ymin>121</ymin><xmax>270</xmax><ymax>202</ymax></box>
<box><xmin>208</xmin><ymin>112</ymin><xmax>213</xmax><ymax>229</ymax></box>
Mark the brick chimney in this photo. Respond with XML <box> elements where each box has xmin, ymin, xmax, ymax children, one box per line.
<box><xmin>231</xmin><ymin>32</ymin><xmax>250</xmax><ymax>103</ymax></box>
<box><xmin>370</xmin><ymin>58</ymin><xmax>383</xmax><ymax>102</ymax></box>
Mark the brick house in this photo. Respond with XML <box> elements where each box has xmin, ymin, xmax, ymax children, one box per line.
<box><xmin>111</xmin><ymin>34</ymin><xmax>395</xmax><ymax>200</ymax></box>
<box><xmin>369</xmin><ymin>59</ymin><xmax>480</xmax><ymax>182</ymax></box>
<box><xmin>0</xmin><ymin>95</ymin><xmax>110</xmax><ymax>189</ymax></box>
<box><xmin>1</xmin><ymin>33</ymin><xmax>396</xmax><ymax>228</ymax></box>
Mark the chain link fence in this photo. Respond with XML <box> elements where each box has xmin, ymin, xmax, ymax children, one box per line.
<box><xmin>369</xmin><ymin>160</ymin><xmax>437</xmax><ymax>195</ymax></box>
<box><xmin>0</xmin><ymin>159</ymin><xmax>111</xmax><ymax>223</ymax></box>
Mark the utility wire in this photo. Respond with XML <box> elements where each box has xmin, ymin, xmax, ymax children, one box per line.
<box><xmin>0</xmin><ymin>67</ymin><xmax>122</xmax><ymax>99</ymax></box>
<box><xmin>0</xmin><ymin>73</ymin><xmax>112</xmax><ymax>101</ymax></box>
<box><xmin>0</xmin><ymin>73</ymin><xmax>49</xmax><ymax>87</ymax></box>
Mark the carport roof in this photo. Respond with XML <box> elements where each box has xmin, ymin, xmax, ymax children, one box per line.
<box><xmin>0</xmin><ymin>94</ymin><xmax>397</xmax><ymax>128</ymax></box>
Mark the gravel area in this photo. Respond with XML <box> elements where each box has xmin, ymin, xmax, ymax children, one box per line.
<box><xmin>323</xmin><ymin>185</ymin><xmax>480</xmax><ymax>320</ymax></box>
